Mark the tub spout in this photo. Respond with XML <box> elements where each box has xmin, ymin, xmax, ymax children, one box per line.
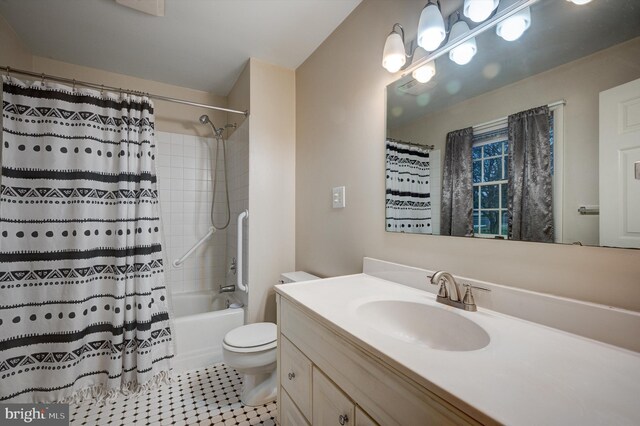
<box><xmin>219</xmin><ymin>284</ymin><xmax>236</xmax><ymax>293</ymax></box>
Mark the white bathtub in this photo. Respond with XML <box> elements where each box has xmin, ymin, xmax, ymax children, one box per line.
<box><xmin>171</xmin><ymin>291</ymin><xmax>244</xmax><ymax>374</ymax></box>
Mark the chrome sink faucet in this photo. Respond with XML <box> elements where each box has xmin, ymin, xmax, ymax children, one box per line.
<box><xmin>429</xmin><ymin>271</ymin><xmax>489</xmax><ymax>312</ymax></box>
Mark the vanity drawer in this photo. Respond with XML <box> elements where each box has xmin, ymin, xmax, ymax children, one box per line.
<box><xmin>280</xmin><ymin>335</ymin><xmax>313</xmax><ymax>421</ymax></box>
<box><xmin>281</xmin><ymin>388</ymin><xmax>310</xmax><ymax>426</ymax></box>
<box><xmin>312</xmin><ymin>367</ymin><xmax>355</xmax><ymax>426</ymax></box>
<box><xmin>355</xmin><ymin>406</ymin><xmax>378</xmax><ymax>426</ymax></box>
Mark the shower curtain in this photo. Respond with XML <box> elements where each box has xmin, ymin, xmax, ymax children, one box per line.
<box><xmin>385</xmin><ymin>140</ymin><xmax>433</xmax><ymax>233</ymax></box>
<box><xmin>0</xmin><ymin>77</ymin><xmax>173</xmax><ymax>402</ymax></box>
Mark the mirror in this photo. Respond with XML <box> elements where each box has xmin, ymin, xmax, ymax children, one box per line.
<box><xmin>385</xmin><ymin>0</ymin><xmax>640</xmax><ymax>248</ymax></box>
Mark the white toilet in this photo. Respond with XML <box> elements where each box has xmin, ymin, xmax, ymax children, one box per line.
<box><xmin>223</xmin><ymin>322</ymin><xmax>278</xmax><ymax>406</ymax></box>
<box><xmin>222</xmin><ymin>271</ymin><xmax>319</xmax><ymax>406</ymax></box>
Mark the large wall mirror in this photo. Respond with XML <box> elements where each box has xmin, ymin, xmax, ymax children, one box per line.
<box><xmin>385</xmin><ymin>0</ymin><xmax>640</xmax><ymax>248</ymax></box>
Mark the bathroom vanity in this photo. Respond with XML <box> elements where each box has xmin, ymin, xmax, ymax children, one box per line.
<box><xmin>275</xmin><ymin>259</ymin><xmax>640</xmax><ymax>426</ymax></box>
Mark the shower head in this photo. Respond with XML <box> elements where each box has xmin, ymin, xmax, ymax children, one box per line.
<box><xmin>199</xmin><ymin>114</ymin><xmax>210</xmax><ymax>125</ymax></box>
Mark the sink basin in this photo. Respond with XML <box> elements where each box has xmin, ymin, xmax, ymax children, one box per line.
<box><xmin>355</xmin><ymin>300</ymin><xmax>490</xmax><ymax>351</ymax></box>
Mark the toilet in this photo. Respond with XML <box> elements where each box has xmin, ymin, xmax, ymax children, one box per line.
<box><xmin>222</xmin><ymin>271</ymin><xmax>320</xmax><ymax>406</ymax></box>
<box><xmin>222</xmin><ymin>322</ymin><xmax>278</xmax><ymax>406</ymax></box>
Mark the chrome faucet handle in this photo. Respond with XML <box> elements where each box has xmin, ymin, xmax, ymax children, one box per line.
<box><xmin>427</xmin><ymin>275</ymin><xmax>448</xmax><ymax>298</ymax></box>
<box><xmin>462</xmin><ymin>283</ymin><xmax>490</xmax><ymax>292</ymax></box>
<box><xmin>462</xmin><ymin>284</ymin><xmax>490</xmax><ymax>311</ymax></box>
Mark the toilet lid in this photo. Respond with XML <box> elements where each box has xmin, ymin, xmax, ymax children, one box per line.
<box><xmin>223</xmin><ymin>322</ymin><xmax>277</xmax><ymax>349</ymax></box>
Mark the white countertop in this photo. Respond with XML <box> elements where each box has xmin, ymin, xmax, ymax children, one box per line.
<box><xmin>275</xmin><ymin>274</ymin><xmax>640</xmax><ymax>426</ymax></box>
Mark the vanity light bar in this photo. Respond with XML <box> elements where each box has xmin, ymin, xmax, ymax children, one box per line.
<box><xmin>402</xmin><ymin>0</ymin><xmax>541</xmax><ymax>77</ymax></box>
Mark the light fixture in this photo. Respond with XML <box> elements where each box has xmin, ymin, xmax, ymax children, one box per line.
<box><xmin>448</xmin><ymin>18</ymin><xmax>477</xmax><ymax>65</ymax></box>
<box><xmin>412</xmin><ymin>61</ymin><xmax>437</xmax><ymax>83</ymax></box>
<box><xmin>463</xmin><ymin>0</ymin><xmax>499</xmax><ymax>23</ymax></box>
<box><xmin>382</xmin><ymin>24</ymin><xmax>408</xmax><ymax>73</ymax></box>
<box><xmin>417</xmin><ymin>1</ymin><xmax>446</xmax><ymax>52</ymax></box>
<box><xmin>566</xmin><ymin>0</ymin><xmax>592</xmax><ymax>4</ymax></box>
<box><xmin>496</xmin><ymin>5</ymin><xmax>531</xmax><ymax>41</ymax></box>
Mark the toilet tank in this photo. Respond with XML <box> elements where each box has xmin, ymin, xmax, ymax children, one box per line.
<box><xmin>279</xmin><ymin>271</ymin><xmax>320</xmax><ymax>284</ymax></box>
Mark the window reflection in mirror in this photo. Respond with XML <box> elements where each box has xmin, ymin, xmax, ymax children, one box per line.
<box><xmin>385</xmin><ymin>0</ymin><xmax>640</xmax><ymax>248</ymax></box>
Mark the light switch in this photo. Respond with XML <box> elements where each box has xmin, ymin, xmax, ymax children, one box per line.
<box><xmin>332</xmin><ymin>186</ymin><xmax>346</xmax><ymax>208</ymax></box>
<box><xmin>635</xmin><ymin>161</ymin><xmax>640</xmax><ymax>180</ymax></box>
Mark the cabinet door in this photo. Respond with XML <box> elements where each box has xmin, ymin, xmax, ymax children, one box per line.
<box><xmin>355</xmin><ymin>406</ymin><xmax>378</xmax><ymax>426</ymax></box>
<box><xmin>281</xmin><ymin>388</ymin><xmax>310</xmax><ymax>426</ymax></box>
<box><xmin>313</xmin><ymin>367</ymin><xmax>355</xmax><ymax>426</ymax></box>
<box><xmin>281</xmin><ymin>336</ymin><xmax>313</xmax><ymax>421</ymax></box>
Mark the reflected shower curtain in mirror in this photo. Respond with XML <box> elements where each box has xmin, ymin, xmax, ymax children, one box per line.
<box><xmin>507</xmin><ymin>106</ymin><xmax>553</xmax><ymax>243</ymax></box>
<box><xmin>0</xmin><ymin>77</ymin><xmax>173</xmax><ymax>403</ymax></box>
<box><xmin>385</xmin><ymin>140</ymin><xmax>432</xmax><ymax>233</ymax></box>
<box><xmin>441</xmin><ymin>128</ymin><xmax>474</xmax><ymax>236</ymax></box>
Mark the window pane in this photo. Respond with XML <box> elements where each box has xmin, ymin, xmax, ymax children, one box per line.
<box><xmin>473</xmin><ymin>161</ymin><xmax>481</xmax><ymax>183</ymax></box>
<box><xmin>503</xmin><ymin>141</ymin><xmax>509</xmax><ymax>154</ymax></box>
<box><xmin>483</xmin><ymin>158</ymin><xmax>502</xmax><ymax>182</ymax></box>
<box><xmin>503</xmin><ymin>156</ymin><xmax>509</xmax><ymax>179</ymax></box>
<box><xmin>501</xmin><ymin>183</ymin><xmax>508</xmax><ymax>208</ymax></box>
<box><xmin>472</xmin><ymin>146</ymin><xmax>482</xmax><ymax>160</ymax></box>
<box><xmin>481</xmin><ymin>184</ymin><xmax>499</xmax><ymax>209</ymax></box>
<box><xmin>501</xmin><ymin>210</ymin><xmax>509</xmax><ymax>236</ymax></box>
<box><xmin>473</xmin><ymin>186</ymin><xmax>479</xmax><ymax>209</ymax></box>
<box><xmin>473</xmin><ymin>210</ymin><xmax>480</xmax><ymax>234</ymax></box>
<box><xmin>483</xmin><ymin>142</ymin><xmax>502</xmax><ymax>157</ymax></box>
<box><xmin>480</xmin><ymin>211</ymin><xmax>499</xmax><ymax>235</ymax></box>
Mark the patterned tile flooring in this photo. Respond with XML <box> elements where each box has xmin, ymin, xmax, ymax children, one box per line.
<box><xmin>70</xmin><ymin>363</ymin><xmax>277</xmax><ymax>426</ymax></box>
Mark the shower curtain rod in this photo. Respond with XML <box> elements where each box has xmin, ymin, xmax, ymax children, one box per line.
<box><xmin>1</xmin><ymin>65</ymin><xmax>249</xmax><ymax>117</ymax></box>
<box><xmin>387</xmin><ymin>137</ymin><xmax>435</xmax><ymax>151</ymax></box>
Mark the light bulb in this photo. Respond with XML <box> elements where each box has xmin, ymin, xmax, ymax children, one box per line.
<box><xmin>448</xmin><ymin>20</ymin><xmax>477</xmax><ymax>65</ymax></box>
<box><xmin>412</xmin><ymin>61</ymin><xmax>436</xmax><ymax>83</ymax></box>
<box><xmin>496</xmin><ymin>6</ymin><xmax>531</xmax><ymax>41</ymax></box>
<box><xmin>382</xmin><ymin>31</ymin><xmax>406</xmax><ymax>73</ymax></box>
<box><xmin>464</xmin><ymin>0</ymin><xmax>499</xmax><ymax>23</ymax></box>
<box><xmin>450</xmin><ymin>43</ymin><xmax>477</xmax><ymax>65</ymax></box>
<box><xmin>417</xmin><ymin>3</ymin><xmax>446</xmax><ymax>52</ymax></box>
<box><xmin>567</xmin><ymin>0</ymin><xmax>592</xmax><ymax>4</ymax></box>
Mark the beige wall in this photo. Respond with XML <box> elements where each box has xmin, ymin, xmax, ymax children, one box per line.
<box><xmin>296</xmin><ymin>0</ymin><xmax>640</xmax><ymax>312</ymax></box>
<box><xmin>0</xmin><ymin>14</ymin><xmax>31</xmax><ymax>70</ymax></box>
<box><xmin>1</xmin><ymin>15</ymin><xmax>228</xmax><ymax>137</ymax></box>
<box><xmin>390</xmin><ymin>37</ymin><xmax>640</xmax><ymax>246</ymax></box>
<box><xmin>31</xmin><ymin>57</ymin><xmax>228</xmax><ymax>137</ymax></box>
<box><xmin>228</xmin><ymin>61</ymin><xmax>250</xmax><ymax>132</ymax></box>
<box><xmin>245</xmin><ymin>59</ymin><xmax>296</xmax><ymax>323</ymax></box>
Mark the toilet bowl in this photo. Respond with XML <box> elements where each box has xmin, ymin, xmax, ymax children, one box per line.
<box><xmin>222</xmin><ymin>322</ymin><xmax>277</xmax><ymax>406</ymax></box>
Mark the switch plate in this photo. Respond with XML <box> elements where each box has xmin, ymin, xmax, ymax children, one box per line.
<box><xmin>332</xmin><ymin>186</ymin><xmax>346</xmax><ymax>208</ymax></box>
<box><xmin>635</xmin><ymin>161</ymin><xmax>640</xmax><ymax>180</ymax></box>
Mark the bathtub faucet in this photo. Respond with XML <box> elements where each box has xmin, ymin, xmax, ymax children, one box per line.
<box><xmin>219</xmin><ymin>284</ymin><xmax>236</xmax><ymax>293</ymax></box>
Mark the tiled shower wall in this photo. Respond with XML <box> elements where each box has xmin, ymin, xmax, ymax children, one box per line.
<box><xmin>225</xmin><ymin>121</ymin><xmax>250</xmax><ymax>308</ymax></box>
<box><xmin>156</xmin><ymin>131</ymin><xmax>227</xmax><ymax>294</ymax></box>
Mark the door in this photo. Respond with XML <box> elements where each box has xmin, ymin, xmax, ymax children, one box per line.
<box><xmin>599</xmin><ymin>77</ymin><xmax>640</xmax><ymax>248</ymax></box>
<box><xmin>312</xmin><ymin>367</ymin><xmax>355</xmax><ymax>426</ymax></box>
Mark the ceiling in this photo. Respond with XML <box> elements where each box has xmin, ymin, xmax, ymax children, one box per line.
<box><xmin>387</xmin><ymin>0</ymin><xmax>640</xmax><ymax>129</ymax></box>
<box><xmin>0</xmin><ymin>0</ymin><xmax>362</xmax><ymax>95</ymax></box>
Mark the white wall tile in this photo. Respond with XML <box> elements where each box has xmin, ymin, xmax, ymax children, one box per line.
<box><xmin>156</xmin><ymin>131</ymin><xmax>227</xmax><ymax>295</ymax></box>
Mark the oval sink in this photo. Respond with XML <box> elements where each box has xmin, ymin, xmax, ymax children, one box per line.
<box><xmin>355</xmin><ymin>300</ymin><xmax>490</xmax><ymax>351</ymax></box>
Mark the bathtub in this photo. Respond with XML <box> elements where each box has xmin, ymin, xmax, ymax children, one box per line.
<box><xmin>171</xmin><ymin>290</ymin><xmax>244</xmax><ymax>374</ymax></box>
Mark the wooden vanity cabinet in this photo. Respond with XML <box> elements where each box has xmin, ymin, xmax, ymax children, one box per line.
<box><xmin>276</xmin><ymin>294</ymin><xmax>485</xmax><ymax>426</ymax></box>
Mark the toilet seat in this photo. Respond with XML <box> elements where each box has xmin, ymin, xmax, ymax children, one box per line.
<box><xmin>223</xmin><ymin>322</ymin><xmax>277</xmax><ymax>353</ymax></box>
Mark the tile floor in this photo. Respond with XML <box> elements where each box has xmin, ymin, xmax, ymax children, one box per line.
<box><xmin>70</xmin><ymin>363</ymin><xmax>277</xmax><ymax>426</ymax></box>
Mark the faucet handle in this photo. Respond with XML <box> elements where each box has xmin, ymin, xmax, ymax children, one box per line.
<box><xmin>428</xmin><ymin>275</ymin><xmax>449</xmax><ymax>298</ymax></box>
<box><xmin>462</xmin><ymin>283</ymin><xmax>490</xmax><ymax>292</ymax></box>
<box><xmin>462</xmin><ymin>284</ymin><xmax>490</xmax><ymax>309</ymax></box>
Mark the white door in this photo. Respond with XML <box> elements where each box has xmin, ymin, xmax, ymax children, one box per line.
<box><xmin>599</xmin><ymin>78</ymin><xmax>640</xmax><ymax>248</ymax></box>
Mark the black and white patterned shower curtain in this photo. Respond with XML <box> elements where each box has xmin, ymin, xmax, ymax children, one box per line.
<box><xmin>0</xmin><ymin>77</ymin><xmax>173</xmax><ymax>403</ymax></box>
<box><xmin>385</xmin><ymin>140</ymin><xmax>432</xmax><ymax>233</ymax></box>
